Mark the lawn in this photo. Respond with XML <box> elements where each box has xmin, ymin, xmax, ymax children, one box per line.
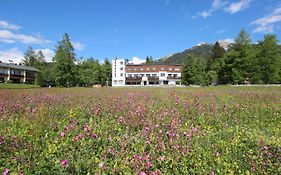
<box><xmin>0</xmin><ymin>87</ymin><xmax>280</xmax><ymax>174</ymax></box>
<box><xmin>0</xmin><ymin>83</ymin><xmax>40</xmax><ymax>89</ymax></box>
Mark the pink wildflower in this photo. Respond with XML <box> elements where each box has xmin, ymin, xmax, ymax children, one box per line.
<box><xmin>60</xmin><ymin>159</ymin><xmax>68</xmax><ymax>166</ymax></box>
<box><xmin>60</xmin><ymin>132</ymin><xmax>65</xmax><ymax>137</ymax></box>
<box><xmin>2</xmin><ymin>169</ymin><xmax>10</xmax><ymax>175</ymax></box>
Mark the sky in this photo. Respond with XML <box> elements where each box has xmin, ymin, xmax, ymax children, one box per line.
<box><xmin>0</xmin><ymin>0</ymin><xmax>281</xmax><ymax>64</ymax></box>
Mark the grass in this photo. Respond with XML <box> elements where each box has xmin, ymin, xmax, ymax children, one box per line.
<box><xmin>0</xmin><ymin>83</ymin><xmax>40</xmax><ymax>89</ymax></box>
<box><xmin>0</xmin><ymin>86</ymin><xmax>280</xmax><ymax>174</ymax></box>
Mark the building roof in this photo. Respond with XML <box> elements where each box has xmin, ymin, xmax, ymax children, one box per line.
<box><xmin>0</xmin><ymin>62</ymin><xmax>39</xmax><ymax>72</ymax></box>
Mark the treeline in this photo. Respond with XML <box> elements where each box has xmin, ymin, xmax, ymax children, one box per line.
<box><xmin>182</xmin><ymin>29</ymin><xmax>281</xmax><ymax>85</ymax></box>
<box><xmin>23</xmin><ymin>33</ymin><xmax>112</xmax><ymax>87</ymax></box>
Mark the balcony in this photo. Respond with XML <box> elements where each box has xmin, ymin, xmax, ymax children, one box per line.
<box><xmin>126</xmin><ymin>76</ymin><xmax>142</xmax><ymax>83</ymax></box>
<box><xmin>148</xmin><ymin>76</ymin><xmax>159</xmax><ymax>82</ymax></box>
<box><xmin>0</xmin><ymin>73</ymin><xmax>8</xmax><ymax>77</ymax></box>
<box><xmin>10</xmin><ymin>74</ymin><xmax>24</xmax><ymax>79</ymax></box>
<box><xmin>167</xmin><ymin>76</ymin><xmax>181</xmax><ymax>80</ymax></box>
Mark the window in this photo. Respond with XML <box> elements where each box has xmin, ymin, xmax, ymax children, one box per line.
<box><xmin>120</xmin><ymin>67</ymin><xmax>124</xmax><ymax>71</ymax></box>
<box><xmin>120</xmin><ymin>73</ymin><xmax>124</xmax><ymax>77</ymax></box>
<box><xmin>174</xmin><ymin>74</ymin><xmax>177</xmax><ymax>77</ymax></box>
<box><xmin>128</xmin><ymin>74</ymin><xmax>132</xmax><ymax>77</ymax></box>
<box><xmin>140</xmin><ymin>74</ymin><xmax>144</xmax><ymax>77</ymax></box>
<box><xmin>168</xmin><ymin>74</ymin><xmax>172</xmax><ymax>76</ymax></box>
<box><xmin>161</xmin><ymin>73</ymin><xmax>165</xmax><ymax>77</ymax></box>
<box><xmin>152</xmin><ymin>74</ymin><xmax>157</xmax><ymax>77</ymax></box>
<box><xmin>120</xmin><ymin>61</ymin><xmax>124</xmax><ymax>65</ymax></box>
<box><xmin>146</xmin><ymin>74</ymin><xmax>150</xmax><ymax>77</ymax></box>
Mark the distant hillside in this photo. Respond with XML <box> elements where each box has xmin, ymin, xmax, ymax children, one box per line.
<box><xmin>158</xmin><ymin>43</ymin><xmax>213</xmax><ymax>64</ymax></box>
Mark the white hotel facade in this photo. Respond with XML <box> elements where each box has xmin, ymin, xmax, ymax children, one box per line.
<box><xmin>112</xmin><ymin>58</ymin><xmax>182</xmax><ymax>86</ymax></box>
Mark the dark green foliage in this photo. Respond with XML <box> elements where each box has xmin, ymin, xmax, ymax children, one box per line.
<box><xmin>182</xmin><ymin>54</ymin><xmax>206</xmax><ymax>86</ymax></box>
<box><xmin>22</xmin><ymin>47</ymin><xmax>45</xmax><ymax>67</ymax></box>
<box><xmin>146</xmin><ymin>56</ymin><xmax>154</xmax><ymax>64</ymax></box>
<box><xmin>252</xmin><ymin>34</ymin><xmax>281</xmax><ymax>84</ymax></box>
<box><xmin>100</xmin><ymin>58</ymin><xmax>112</xmax><ymax>86</ymax></box>
<box><xmin>207</xmin><ymin>42</ymin><xmax>225</xmax><ymax>71</ymax></box>
<box><xmin>217</xmin><ymin>29</ymin><xmax>254</xmax><ymax>84</ymax></box>
<box><xmin>78</xmin><ymin>58</ymin><xmax>101</xmax><ymax>86</ymax></box>
<box><xmin>53</xmin><ymin>33</ymin><xmax>77</xmax><ymax>87</ymax></box>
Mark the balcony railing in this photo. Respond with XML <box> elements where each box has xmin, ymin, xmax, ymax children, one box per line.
<box><xmin>0</xmin><ymin>73</ymin><xmax>8</xmax><ymax>77</ymax></box>
<box><xmin>126</xmin><ymin>76</ymin><xmax>142</xmax><ymax>83</ymax></box>
<box><xmin>10</xmin><ymin>74</ymin><xmax>24</xmax><ymax>78</ymax></box>
<box><xmin>148</xmin><ymin>76</ymin><xmax>159</xmax><ymax>81</ymax></box>
<box><xmin>167</xmin><ymin>76</ymin><xmax>181</xmax><ymax>79</ymax></box>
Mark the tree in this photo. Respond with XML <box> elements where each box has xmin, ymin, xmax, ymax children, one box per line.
<box><xmin>53</xmin><ymin>33</ymin><xmax>77</xmax><ymax>87</ymax></box>
<box><xmin>23</xmin><ymin>47</ymin><xmax>37</xmax><ymax>67</ymax></box>
<box><xmin>100</xmin><ymin>58</ymin><xmax>112</xmax><ymax>86</ymax></box>
<box><xmin>78</xmin><ymin>58</ymin><xmax>101</xmax><ymax>86</ymax></box>
<box><xmin>207</xmin><ymin>42</ymin><xmax>225</xmax><ymax>71</ymax></box>
<box><xmin>182</xmin><ymin>54</ymin><xmax>206</xmax><ymax>86</ymax></box>
<box><xmin>146</xmin><ymin>56</ymin><xmax>153</xmax><ymax>64</ymax></box>
<box><xmin>253</xmin><ymin>34</ymin><xmax>281</xmax><ymax>84</ymax></box>
<box><xmin>36</xmin><ymin>50</ymin><xmax>45</xmax><ymax>62</ymax></box>
<box><xmin>218</xmin><ymin>29</ymin><xmax>253</xmax><ymax>84</ymax></box>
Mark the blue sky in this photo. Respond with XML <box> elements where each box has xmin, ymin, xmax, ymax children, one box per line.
<box><xmin>0</xmin><ymin>0</ymin><xmax>281</xmax><ymax>63</ymax></box>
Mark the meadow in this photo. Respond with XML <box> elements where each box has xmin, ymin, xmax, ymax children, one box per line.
<box><xmin>0</xmin><ymin>86</ymin><xmax>280</xmax><ymax>174</ymax></box>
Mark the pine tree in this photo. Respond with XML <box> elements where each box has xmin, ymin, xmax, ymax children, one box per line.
<box><xmin>53</xmin><ymin>33</ymin><xmax>77</xmax><ymax>87</ymax></box>
<box><xmin>182</xmin><ymin>54</ymin><xmax>206</xmax><ymax>86</ymax></box>
<box><xmin>254</xmin><ymin>34</ymin><xmax>281</xmax><ymax>84</ymax></box>
<box><xmin>23</xmin><ymin>47</ymin><xmax>37</xmax><ymax>66</ymax></box>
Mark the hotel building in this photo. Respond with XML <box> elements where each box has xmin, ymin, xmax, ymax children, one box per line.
<box><xmin>0</xmin><ymin>62</ymin><xmax>39</xmax><ymax>84</ymax></box>
<box><xmin>112</xmin><ymin>58</ymin><xmax>182</xmax><ymax>86</ymax></box>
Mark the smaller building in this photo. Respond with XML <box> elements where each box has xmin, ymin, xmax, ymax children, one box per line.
<box><xmin>0</xmin><ymin>62</ymin><xmax>39</xmax><ymax>84</ymax></box>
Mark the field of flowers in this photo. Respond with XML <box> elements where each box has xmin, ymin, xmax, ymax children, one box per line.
<box><xmin>0</xmin><ymin>87</ymin><xmax>280</xmax><ymax>174</ymax></box>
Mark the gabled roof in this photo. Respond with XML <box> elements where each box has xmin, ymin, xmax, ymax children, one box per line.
<box><xmin>0</xmin><ymin>62</ymin><xmax>39</xmax><ymax>72</ymax></box>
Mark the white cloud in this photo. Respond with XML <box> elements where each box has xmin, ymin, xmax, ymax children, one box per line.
<box><xmin>251</xmin><ymin>7</ymin><xmax>281</xmax><ymax>33</ymax></box>
<box><xmin>35</xmin><ymin>48</ymin><xmax>55</xmax><ymax>62</ymax></box>
<box><xmin>199</xmin><ymin>11</ymin><xmax>212</xmax><ymax>18</ymax></box>
<box><xmin>198</xmin><ymin>0</ymin><xmax>228</xmax><ymax>18</ymax></box>
<box><xmin>0</xmin><ymin>30</ymin><xmax>52</xmax><ymax>44</ymax></box>
<box><xmin>131</xmin><ymin>57</ymin><xmax>145</xmax><ymax>64</ymax></box>
<box><xmin>212</xmin><ymin>0</ymin><xmax>228</xmax><ymax>9</ymax></box>
<box><xmin>71</xmin><ymin>41</ymin><xmax>85</xmax><ymax>51</ymax></box>
<box><xmin>0</xmin><ymin>48</ymin><xmax>24</xmax><ymax>64</ymax></box>
<box><xmin>224</xmin><ymin>0</ymin><xmax>252</xmax><ymax>14</ymax></box>
<box><xmin>0</xmin><ymin>21</ymin><xmax>21</xmax><ymax>30</ymax></box>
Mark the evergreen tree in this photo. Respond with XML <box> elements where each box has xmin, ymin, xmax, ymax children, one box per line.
<box><xmin>253</xmin><ymin>34</ymin><xmax>281</xmax><ymax>84</ymax></box>
<box><xmin>78</xmin><ymin>58</ymin><xmax>101</xmax><ymax>86</ymax></box>
<box><xmin>207</xmin><ymin>42</ymin><xmax>225</xmax><ymax>71</ymax></box>
<box><xmin>182</xmin><ymin>54</ymin><xmax>206</xmax><ymax>86</ymax></box>
<box><xmin>146</xmin><ymin>56</ymin><xmax>153</xmax><ymax>64</ymax></box>
<box><xmin>100</xmin><ymin>58</ymin><xmax>112</xmax><ymax>86</ymax></box>
<box><xmin>23</xmin><ymin>47</ymin><xmax>37</xmax><ymax>67</ymax></box>
<box><xmin>219</xmin><ymin>29</ymin><xmax>253</xmax><ymax>84</ymax></box>
<box><xmin>53</xmin><ymin>33</ymin><xmax>77</xmax><ymax>87</ymax></box>
<box><xmin>36</xmin><ymin>50</ymin><xmax>46</xmax><ymax>62</ymax></box>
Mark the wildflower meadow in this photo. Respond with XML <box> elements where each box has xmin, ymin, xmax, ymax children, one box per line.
<box><xmin>0</xmin><ymin>87</ymin><xmax>280</xmax><ymax>174</ymax></box>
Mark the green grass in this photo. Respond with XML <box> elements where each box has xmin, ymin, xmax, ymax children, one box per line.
<box><xmin>0</xmin><ymin>83</ymin><xmax>40</xmax><ymax>89</ymax></box>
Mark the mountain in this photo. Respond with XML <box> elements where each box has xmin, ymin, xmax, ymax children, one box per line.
<box><xmin>158</xmin><ymin>43</ymin><xmax>213</xmax><ymax>64</ymax></box>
